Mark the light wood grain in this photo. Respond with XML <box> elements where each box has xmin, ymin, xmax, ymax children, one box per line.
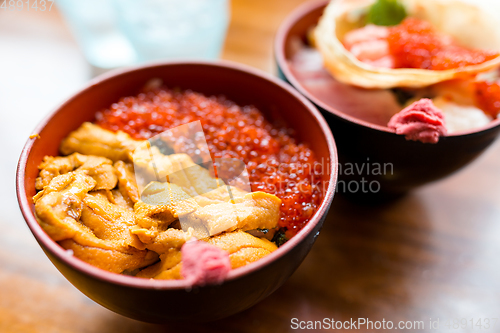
<box><xmin>1</xmin><ymin>1</ymin><xmax>500</xmax><ymax>332</ymax></box>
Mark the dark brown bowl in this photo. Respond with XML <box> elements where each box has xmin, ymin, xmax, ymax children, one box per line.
<box><xmin>16</xmin><ymin>61</ymin><xmax>337</xmax><ymax>323</ymax></box>
<box><xmin>275</xmin><ymin>0</ymin><xmax>500</xmax><ymax>195</ymax></box>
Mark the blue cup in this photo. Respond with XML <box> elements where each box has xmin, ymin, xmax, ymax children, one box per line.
<box><xmin>57</xmin><ymin>0</ymin><xmax>230</xmax><ymax>69</ymax></box>
<box><xmin>114</xmin><ymin>0</ymin><xmax>230</xmax><ymax>62</ymax></box>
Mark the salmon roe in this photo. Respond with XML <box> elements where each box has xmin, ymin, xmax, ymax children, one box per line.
<box><xmin>388</xmin><ymin>18</ymin><xmax>498</xmax><ymax>70</ymax></box>
<box><xmin>474</xmin><ymin>81</ymin><xmax>500</xmax><ymax>117</ymax></box>
<box><xmin>96</xmin><ymin>87</ymin><xmax>323</xmax><ymax>236</ymax></box>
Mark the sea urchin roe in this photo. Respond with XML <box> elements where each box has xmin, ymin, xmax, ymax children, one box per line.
<box><xmin>95</xmin><ymin>88</ymin><xmax>323</xmax><ymax>236</ymax></box>
<box><xmin>474</xmin><ymin>81</ymin><xmax>500</xmax><ymax>117</ymax></box>
<box><xmin>387</xmin><ymin>18</ymin><xmax>499</xmax><ymax>70</ymax></box>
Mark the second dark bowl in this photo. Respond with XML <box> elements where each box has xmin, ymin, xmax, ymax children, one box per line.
<box><xmin>275</xmin><ymin>0</ymin><xmax>500</xmax><ymax>195</ymax></box>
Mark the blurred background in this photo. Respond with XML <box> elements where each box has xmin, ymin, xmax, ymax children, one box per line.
<box><xmin>2</xmin><ymin>1</ymin><xmax>500</xmax><ymax>332</ymax></box>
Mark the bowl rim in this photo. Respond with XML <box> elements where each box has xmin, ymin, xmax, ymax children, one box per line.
<box><xmin>274</xmin><ymin>0</ymin><xmax>500</xmax><ymax>138</ymax></box>
<box><xmin>16</xmin><ymin>59</ymin><xmax>338</xmax><ymax>290</ymax></box>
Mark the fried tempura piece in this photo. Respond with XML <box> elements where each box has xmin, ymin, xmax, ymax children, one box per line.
<box><xmin>60</xmin><ymin>122</ymin><xmax>142</xmax><ymax>162</ymax></box>
<box><xmin>35</xmin><ymin>153</ymin><xmax>118</xmax><ymax>191</ymax></box>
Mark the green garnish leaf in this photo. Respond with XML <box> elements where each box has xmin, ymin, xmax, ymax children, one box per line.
<box><xmin>366</xmin><ymin>0</ymin><xmax>407</xmax><ymax>26</ymax></box>
<box><xmin>272</xmin><ymin>229</ymin><xmax>288</xmax><ymax>247</ymax></box>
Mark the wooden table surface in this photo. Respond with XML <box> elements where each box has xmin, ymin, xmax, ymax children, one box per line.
<box><xmin>1</xmin><ymin>1</ymin><xmax>500</xmax><ymax>332</ymax></box>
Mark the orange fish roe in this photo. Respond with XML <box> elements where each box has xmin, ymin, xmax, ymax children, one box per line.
<box><xmin>96</xmin><ymin>87</ymin><xmax>323</xmax><ymax>237</ymax></box>
<box><xmin>388</xmin><ymin>18</ymin><xmax>498</xmax><ymax>70</ymax></box>
<box><xmin>474</xmin><ymin>81</ymin><xmax>500</xmax><ymax>117</ymax></box>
